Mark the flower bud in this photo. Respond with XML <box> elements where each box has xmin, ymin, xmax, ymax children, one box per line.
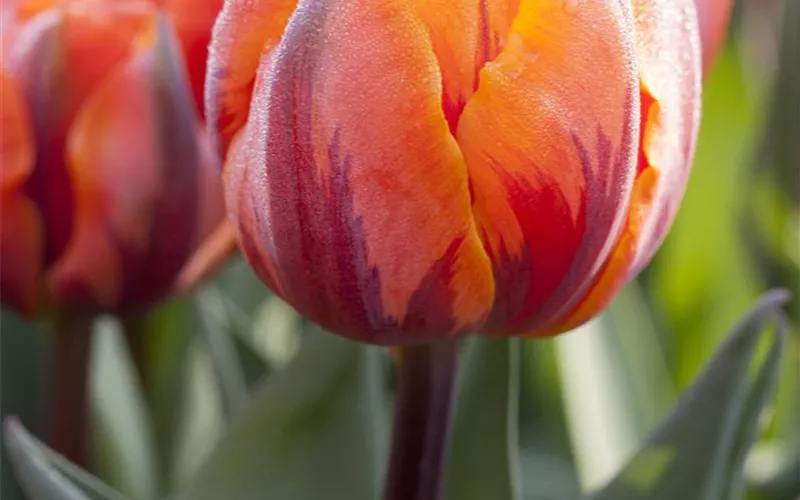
<box><xmin>0</xmin><ymin>0</ymin><xmax>231</xmax><ymax>316</ymax></box>
<box><xmin>207</xmin><ymin>0</ymin><xmax>704</xmax><ymax>345</ymax></box>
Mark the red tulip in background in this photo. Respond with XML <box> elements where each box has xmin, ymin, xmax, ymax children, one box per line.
<box><xmin>207</xmin><ymin>0</ymin><xmax>715</xmax><ymax>345</ymax></box>
<box><xmin>696</xmin><ymin>0</ymin><xmax>734</xmax><ymax>72</ymax></box>
<box><xmin>0</xmin><ymin>0</ymin><xmax>230</xmax><ymax>316</ymax></box>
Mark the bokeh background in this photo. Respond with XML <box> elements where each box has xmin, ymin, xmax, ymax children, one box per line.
<box><xmin>1</xmin><ymin>0</ymin><xmax>798</xmax><ymax>498</ymax></box>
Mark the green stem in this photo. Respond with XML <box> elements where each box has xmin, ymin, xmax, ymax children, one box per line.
<box><xmin>48</xmin><ymin>315</ymin><xmax>94</xmax><ymax>467</ymax></box>
<box><xmin>383</xmin><ymin>339</ymin><xmax>460</xmax><ymax>500</ymax></box>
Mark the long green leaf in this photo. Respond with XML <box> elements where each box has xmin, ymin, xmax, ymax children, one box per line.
<box><xmin>142</xmin><ymin>298</ymin><xmax>194</xmax><ymax>494</ymax></box>
<box><xmin>721</xmin><ymin>313</ymin><xmax>789</xmax><ymax>499</ymax></box>
<box><xmin>443</xmin><ymin>337</ymin><xmax>521</xmax><ymax>500</ymax></box>
<box><xmin>174</xmin><ymin>330</ymin><xmax>386</xmax><ymax>500</ymax></box>
<box><xmin>587</xmin><ymin>289</ymin><xmax>789</xmax><ymax>500</ymax></box>
<box><xmin>3</xmin><ymin>418</ymin><xmax>127</xmax><ymax>500</ymax></box>
<box><xmin>90</xmin><ymin>318</ymin><xmax>158</xmax><ymax>500</ymax></box>
<box><xmin>556</xmin><ymin>282</ymin><xmax>673</xmax><ymax>489</ymax></box>
<box><xmin>194</xmin><ymin>288</ymin><xmax>250</xmax><ymax>419</ymax></box>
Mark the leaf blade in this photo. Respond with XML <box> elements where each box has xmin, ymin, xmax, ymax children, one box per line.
<box><xmin>587</xmin><ymin>289</ymin><xmax>790</xmax><ymax>500</ymax></box>
<box><xmin>174</xmin><ymin>330</ymin><xmax>387</xmax><ymax>500</ymax></box>
<box><xmin>3</xmin><ymin>418</ymin><xmax>128</xmax><ymax>500</ymax></box>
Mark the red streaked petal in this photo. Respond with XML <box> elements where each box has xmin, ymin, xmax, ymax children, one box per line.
<box><xmin>456</xmin><ymin>0</ymin><xmax>640</xmax><ymax>334</ymax></box>
<box><xmin>542</xmin><ymin>0</ymin><xmax>702</xmax><ymax>335</ymax></box>
<box><xmin>205</xmin><ymin>0</ymin><xmax>298</xmax><ymax>166</ymax></box>
<box><xmin>228</xmin><ymin>0</ymin><xmax>494</xmax><ymax>344</ymax></box>
<box><xmin>50</xmin><ymin>15</ymin><xmax>207</xmax><ymax>312</ymax></box>
<box><xmin>411</xmin><ymin>0</ymin><xmax>520</xmax><ymax>133</ymax></box>
<box><xmin>0</xmin><ymin>69</ymin><xmax>42</xmax><ymax>314</ymax></box>
<box><xmin>536</xmin><ymin>168</ymin><xmax>659</xmax><ymax>336</ymax></box>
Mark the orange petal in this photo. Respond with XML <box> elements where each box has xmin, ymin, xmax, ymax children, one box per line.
<box><xmin>225</xmin><ymin>0</ymin><xmax>494</xmax><ymax>344</ymax></box>
<box><xmin>50</xmin><ymin>15</ymin><xmax>207</xmax><ymax>313</ymax></box>
<box><xmin>0</xmin><ymin>70</ymin><xmax>42</xmax><ymax>314</ymax></box>
<box><xmin>204</xmin><ymin>0</ymin><xmax>299</xmax><ymax>167</ymax></box>
<box><xmin>455</xmin><ymin>0</ymin><xmax>640</xmax><ymax>334</ymax></box>
<box><xmin>543</xmin><ymin>0</ymin><xmax>702</xmax><ymax>335</ymax></box>
<box><xmin>410</xmin><ymin>0</ymin><xmax>519</xmax><ymax>133</ymax></box>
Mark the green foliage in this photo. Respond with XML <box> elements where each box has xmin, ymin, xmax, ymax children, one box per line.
<box><xmin>3</xmin><ymin>419</ymin><xmax>124</xmax><ymax>500</ymax></box>
<box><xmin>173</xmin><ymin>329</ymin><xmax>387</xmax><ymax>500</ymax></box>
<box><xmin>587</xmin><ymin>291</ymin><xmax>789</xmax><ymax>500</ymax></box>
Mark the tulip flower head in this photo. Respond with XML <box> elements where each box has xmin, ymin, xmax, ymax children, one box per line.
<box><xmin>207</xmin><ymin>0</ymin><xmax>704</xmax><ymax>345</ymax></box>
<box><xmin>0</xmin><ymin>0</ymin><xmax>227</xmax><ymax>316</ymax></box>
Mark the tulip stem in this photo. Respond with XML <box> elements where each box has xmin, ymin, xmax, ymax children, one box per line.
<box><xmin>49</xmin><ymin>315</ymin><xmax>94</xmax><ymax>468</ymax></box>
<box><xmin>383</xmin><ymin>338</ymin><xmax>460</xmax><ymax>500</ymax></box>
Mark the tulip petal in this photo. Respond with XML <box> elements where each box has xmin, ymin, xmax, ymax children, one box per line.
<box><xmin>410</xmin><ymin>0</ymin><xmax>520</xmax><ymax>133</ymax></box>
<box><xmin>226</xmin><ymin>0</ymin><xmax>495</xmax><ymax>344</ymax></box>
<box><xmin>454</xmin><ymin>0</ymin><xmax>640</xmax><ymax>334</ymax></box>
<box><xmin>0</xmin><ymin>70</ymin><xmax>42</xmax><ymax>314</ymax></box>
<box><xmin>205</xmin><ymin>0</ymin><xmax>299</xmax><ymax>167</ymax></box>
<box><xmin>5</xmin><ymin>1</ymin><xmax>152</xmax><ymax>263</ymax></box>
<box><xmin>50</xmin><ymin>15</ymin><xmax>206</xmax><ymax>312</ymax></box>
<box><xmin>545</xmin><ymin>0</ymin><xmax>702</xmax><ymax>334</ymax></box>
<box><xmin>160</xmin><ymin>0</ymin><xmax>224</xmax><ymax>113</ymax></box>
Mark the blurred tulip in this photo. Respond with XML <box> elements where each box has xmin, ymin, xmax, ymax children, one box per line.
<box><xmin>695</xmin><ymin>0</ymin><xmax>734</xmax><ymax>72</ymax></box>
<box><xmin>207</xmin><ymin>0</ymin><xmax>702</xmax><ymax>345</ymax></box>
<box><xmin>0</xmin><ymin>0</ymin><xmax>231</xmax><ymax>316</ymax></box>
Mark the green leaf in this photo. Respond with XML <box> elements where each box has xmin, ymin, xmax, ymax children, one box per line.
<box><xmin>193</xmin><ymin>288</ymin><xmax>251</xmax><ymax>419</ymax></box>
<box><xmin>90</xmin><ymin>317</ymin><xmax>158</xmax><ymax>500</ymax></box>
<box><xmin>231</xmin><ymin>331</ymin><xmax>270</xmax><ymax>390</ymax></box>
<box><xmin>555</xmin><ymin>282</ymin><xmax>673</xmax><ymax>489</ymax></box>
<box><xmin>587</xmin><ymin>290</ymin><xmax>790</xmax><ymax>500</ymax></box>
<box><xmin>443</xmin><ymin>337</ymin><xmax>521</xmax><ymax>500</ymax></box>
<box><xmin>214</xmin><ymin>257</ymin><xmax>272</xmax><ymax>317</ymax></box>
<box><xmin>721</xmin><ymin>313</ymin><xmax>789</xmax><ymax>499</ymax></box>
<box><xmin>140</xmin><ymin>298</ymin><xmax>194</xmax><ymax>494</ymax></box>
<box><xmin>3</xmin><ymin>418</ymin><xmax>128</xmax><ymax>500</ymax></box>
<box><xmin>174</xmin><ymin>329</ymin><xmax>387</xmax><ymax>500</ymax></box>
<box><xmin>1</xmin><ymin>308</ymin><xmax>46</xmax><ymax>500</ymax></box>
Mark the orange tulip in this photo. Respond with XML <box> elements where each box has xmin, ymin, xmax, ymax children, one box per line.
<box><xmin>0</xmin><ymin>0</ymin><xmax>231</xmax><ymax>316</ymax></box>
<box><xmin>207</xmin><ymin>0</ymin><xmax>703</xmax><ymax>345</ymax></box>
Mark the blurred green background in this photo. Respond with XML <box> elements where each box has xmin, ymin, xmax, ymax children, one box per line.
<box><xmin>1</xmin><ymin>0</ymin><xmax>797</xmax><ymax>498</ymax></box>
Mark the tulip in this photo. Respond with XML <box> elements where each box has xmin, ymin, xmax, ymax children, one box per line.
<box><xmin>206</xmin><ymin>0</ymin><xmax>703</xmax><ymax>346</ymax></box>
<box><xmin>0</xmin><ymin>0</ymin><xmax>230</xmax><ymax>317</ymax></box>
